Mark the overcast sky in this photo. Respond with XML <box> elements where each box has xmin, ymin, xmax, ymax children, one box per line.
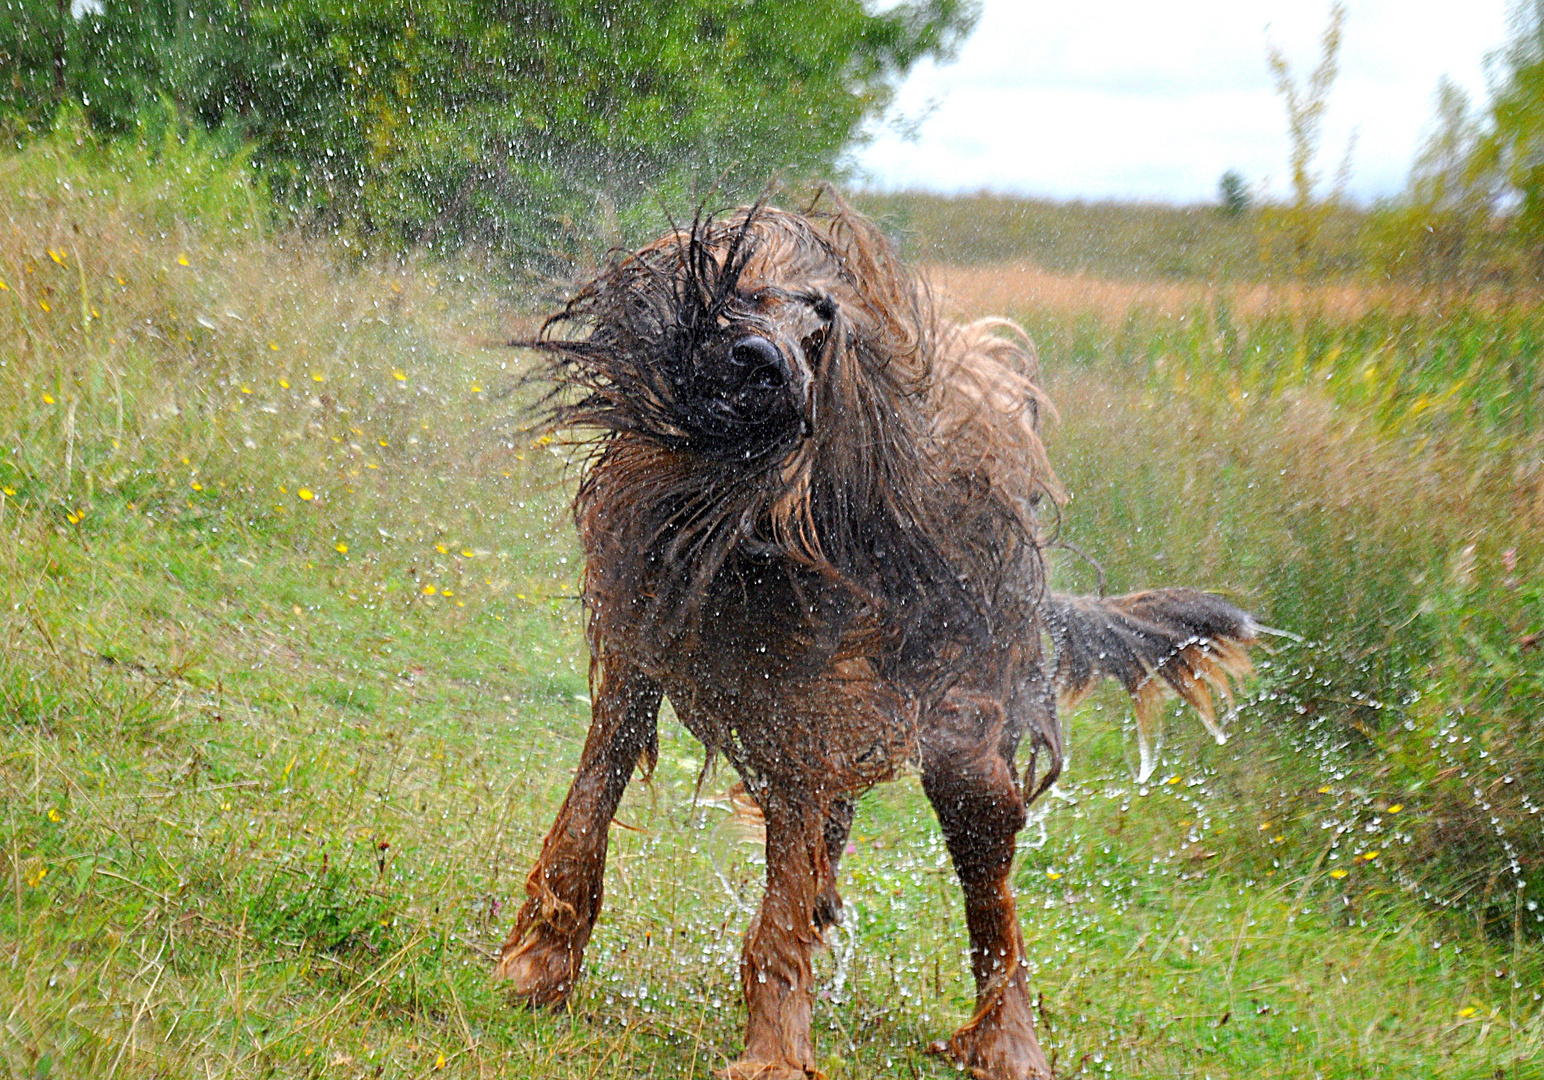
<box><xmin>850</xmin><ymin>1</ymin><xmax>1513</xmax><ymax>205</ymax></box>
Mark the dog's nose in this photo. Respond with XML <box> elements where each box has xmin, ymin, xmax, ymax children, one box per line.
<box><xmin>730</xmin><ymin>336</ymin><xmax>786</xmax><ymax>389</ymax></box>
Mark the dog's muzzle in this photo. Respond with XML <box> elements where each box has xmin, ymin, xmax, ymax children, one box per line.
<box><xmin>731</xmin><ymin>334</ymin><xmax>814</xmax><ymax>437</ymax></box>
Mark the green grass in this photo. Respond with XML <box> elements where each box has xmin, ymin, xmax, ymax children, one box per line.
<box><xmin>3</xmin><ymin>146</ymin><xmax>1543</xmax><ymax>1078</ymax></box>
<box><xmin>5</xmin><ymin>508</ymin><xmax>1540</xmax><ymax>1078</ymax></box>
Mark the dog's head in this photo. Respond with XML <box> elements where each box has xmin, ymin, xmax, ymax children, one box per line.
<box><xmin>532</xmin><ymin>199</ymin><xmax>930</xmax><ymax>470</ymax></box>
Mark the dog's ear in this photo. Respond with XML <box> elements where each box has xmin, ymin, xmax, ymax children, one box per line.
<box><xmin>1046</xmin><ymin>589</ymin><xmax>1258</xmax><ymax>783</ymax></box>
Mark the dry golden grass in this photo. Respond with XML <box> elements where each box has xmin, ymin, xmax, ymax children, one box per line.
<box><xmin>925</xmin><ymin>261</ymin><xmax>1520</xmax><ymax>324</ymax></box>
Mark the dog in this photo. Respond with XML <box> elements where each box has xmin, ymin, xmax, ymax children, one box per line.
<box><xmin>495</xmin><ymin>196</ymin><xmax>1257</xmax><ymax>1079</ymax></box>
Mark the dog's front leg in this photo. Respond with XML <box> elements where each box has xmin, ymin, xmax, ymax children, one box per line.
<box><xmin>732</xmin><ymin>788</ymin><xmax>828</xmax><ymax>1080</ymax></box>
<box><xmin>494</xmin><ymin>658</ymin><xmax>660</xmax><ymax>1005</ymax></box>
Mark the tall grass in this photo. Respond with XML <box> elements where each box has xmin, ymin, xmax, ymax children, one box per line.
<box><xmin>997</xmin><ymin>287</ymin><xmax>1544</xmax><ymax>942</ymax></box>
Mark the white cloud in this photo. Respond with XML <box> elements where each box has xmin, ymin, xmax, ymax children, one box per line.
<box><xmin>851</xmin><ymin>0</ymin><xmax>1512</xmax><ymax>204</ymax></box>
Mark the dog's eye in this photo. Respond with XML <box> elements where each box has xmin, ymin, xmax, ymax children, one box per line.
<box><xmin>801</xmin><ymin>327</ymin><xmax>827</xmax><ymax>358</ymax></box>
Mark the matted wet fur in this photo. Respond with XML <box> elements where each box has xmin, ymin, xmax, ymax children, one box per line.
<box><xmin>495</xmin><ymin>194</ymin><xmax>1258</xmax><ymax>1080</ymax></box>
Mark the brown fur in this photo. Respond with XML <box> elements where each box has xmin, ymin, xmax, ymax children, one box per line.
<box><xmin>495</xmin><ymin>195</ymin><xmax>1257</xmax><ymax>1079</ymax></box>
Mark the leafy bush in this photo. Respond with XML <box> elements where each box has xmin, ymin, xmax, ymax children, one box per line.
<box><xmin>2</xmin><ymin>0</ymin><xmax>977</xmax><ymax>262</ymax></box>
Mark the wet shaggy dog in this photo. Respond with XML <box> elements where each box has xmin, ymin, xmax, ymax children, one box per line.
<box><xmin>494</xmin><ymin>198</ymin><xmax>1257</xmax><ymax>1079</ymax></box>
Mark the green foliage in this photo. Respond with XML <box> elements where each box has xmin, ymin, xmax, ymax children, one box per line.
<box><xmin>1484</xmin><ymin>1</ymin><xmax>1544</xmax><ymax>272</ymax></box>
<box><xmin>1365</xmin><ymin>80</ymin><xmax>1506</xmax><ymax>288</ymax></box>
<box><xmin>1218</xmin><ymin>170</ymin><xmax>1249</xmax><ymax>217</ymax></box>
<box><xmin>0</xmin><ymin>0</ymin><xmax>977</xmax><ymax>262</ymax></box>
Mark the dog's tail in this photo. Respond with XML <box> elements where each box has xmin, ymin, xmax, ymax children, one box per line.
<box><xmin>1046</xmin><ymin>588</ymin><xmax>1259</xmax><ymax>783</ymax></box>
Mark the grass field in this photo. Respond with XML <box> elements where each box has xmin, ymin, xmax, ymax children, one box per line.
<box><xmin>853</xmin><ymin>191</ymin><xmax>1372</xmax><ymax>282</ymax></box>
<box><xmin>2</xmin><ymin>142</ymin><xmax>1542</xmax><ymax>1078</ymax></box>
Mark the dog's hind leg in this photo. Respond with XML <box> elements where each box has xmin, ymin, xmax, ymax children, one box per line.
<box><xmin>732</xmin><ymin>788</ymin><xmax>831</xmax><ymax>1080</ymax></box>
<box><xmin>920</xmin><ymin>690</ymin><xmax>1052</xmax><ymax>1080</ymax></box>
<box><xmin>494</xmin><ymin>659</ymin><xmax>661</xmax><ymax>1005</ymax></box>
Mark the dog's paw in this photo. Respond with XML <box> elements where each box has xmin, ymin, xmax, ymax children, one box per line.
<box><xmin>494</xmin><ymin>929</ymin><xmax>579</xmax><ymax>1007</ymax></box>
<box><xmin>929</xmin><ymin>1024</ymin><xmax>1052</xmax><ymax>1080</ymax></box>
<box><xmin>929</xmin><ymin>986</ymin><xmax>1053</xmax><ymax>1080</ymax></box>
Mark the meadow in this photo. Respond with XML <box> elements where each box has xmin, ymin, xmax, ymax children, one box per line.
<box><xmin>1</xmin><ymin>135</ymin><xmax>1541</xmax><ymax>1079</ymax></box>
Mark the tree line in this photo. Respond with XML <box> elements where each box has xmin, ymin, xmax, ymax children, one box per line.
<box><xmin>0</xmin><ymin>0</ymin><xmax>975</xmax><ymax>263</ymax></box>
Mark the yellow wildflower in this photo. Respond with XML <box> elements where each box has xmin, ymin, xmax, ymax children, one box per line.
<box><xmin>39</xmin><ymin>300</ymin><xmax>50</xmax><ymax>312</ymax></box>
<box><xmin>279</xmin><ymin>378</ymin><xmax>290</xmax><ymax>389</ymax></box>
<box><xmin>335</xmin><ymin>542</ymin><xmax>348</xmax><ymax>554</ymax></box>
<box><xmin>1166</xmin><ymin>775</ymin><xmax>1181</xmax><ymax>785</ymax></box>
<box><xmin>1</xmin><ymin>486</ymin><xmax>14</xmax><ymax>496</ymax></box>
<box><xmin>297</xmin><ymin>488</ymin><xmax>314</xmax><ymax>501</ymax></box>
<box><xmin>434</xmin><ymin>1054</ymin><xmax>446</xmax><ymax>1070</ymax></box>
<box><xmin>393</xmin><ymin>371</ymin><xmax>407</xmax><ymax>382</ymax></box>
<box><xmin>0</xmin><ymin>279</ymin><xmax>8</xmax><ymax>290</ymax></box>
<box><xmin>1361</xmin><ymin>850</ymin><xmax>1379</xmax><ymax>861</ymax></box>
<box><xmin>270</xmin><ymin>342</ymin><xmax>279</xmax><ymax>351</ymax></box>
<box><xmin>471</xmin><ymin>384</ymin><xmax>482</xmax><ymax>393</ymax></box>
<box><xmin>25</xmin><ymin>864</ymin><xmax>46</xmax><ymax>887</ymax></box>
<box><xmin>1258</xmin><ymin>821</ymin><xmax>1272</xmax><ymax>831</ymax></box>
<box><xmin>461</xmin><ymin>549</ymin><xmax>474</xmax><ymax>557</ymax></box>
<box><xmin>442</xmin><ymin>589</ymin><xmax>453</xmax><ymax>597</ymax></box>
<box><xmin>422</xmin><ymin>585</ymin><xmax>438</xmax><ymax>596</ymax></box>
<box><xmin>191</xmin><ymin>482</ymin><xmax>203</xmax><ymax>491</ymax></box>
<box><xmin>1329</xmin><ymin>869</ymin><xmax>1348</xmax><ymax>879</ymax></box>
<box><xmin>1046</xmin><ymin>870</ymin><xmax>1061</xmax><ymax>880</ymax></box>
<box><xmin>49</xmin><ymin>249</ymin><xmax>63</xmax><ymax>264</ymax></box>
<box><xmin>1459</xmin><ymin>1006</ymin><xmax>1477</xmax><ymax>1018</ymax></box>
<box><xmin>312</xmin><ymin>373</ymin><xmax>323</xmax><ymax>382</ymax></box>
<box><xmin>47</xmin><ymin>808</ymin><xmax>62</xmax><ymax>822</ymax></box>
<box><xmin>239</xmin><ymin>386</ymin><xmax>252</xmax><ymax>394</ymax></box>
<box><xmin>1386</xmin><ymin>804</ymin><xmax>1403</xmax><ymax>814</ymax></box>
<box><xmin>435</xmin><ymin>544</ymin><xmax>448</xmax><ymax>554</ymax></box>
<box><xmin>177</xmin><ymin>255</ymin><xmax>190</xmax><ymax>266</ymax></box>
<box><xmin>1317</xmin><ymin>786</ymin><xmax>1333</xmax><ymax>794</ymax></box>
<box><xmin>65</xmin><ymin>509</ymin><xmax>82</xmax><ymax>524</ymax></box>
